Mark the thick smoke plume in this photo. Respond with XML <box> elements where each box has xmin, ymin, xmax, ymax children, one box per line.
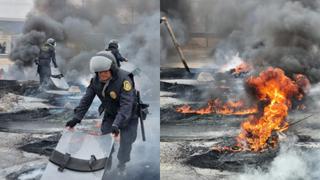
<box><xmin>162</xmin><ymin>0</ymin><xmax>320</xmax><ymax>83</ymax></box>
<box><xmin>10</xmin><ymin>0</ymin><xmax>159</xmax><ymax>95</ymax></box>
<box><xmin>237</xmin><ymin>137</ymin><xmax>320</xmax><ymax>180</ymax></box>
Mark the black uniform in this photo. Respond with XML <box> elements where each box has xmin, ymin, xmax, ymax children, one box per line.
<box><xmin>107</xmin><ymin>43</ymin><xmax>127</xmax><ymax>67</ymax></box>
<box><xmin>73</xmin><ymin>68</ymin><xmax>138</xmax><ymax>164</ymax></box>
<box><xmin>37</xmin><ymin>43</ymin><xmax>57</xmax><ymax>87</ymax></box>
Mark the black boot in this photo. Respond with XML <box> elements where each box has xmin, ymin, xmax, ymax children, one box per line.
<box><xmin>117</xmin><ymin>163</ymin><xmax>127</xmax><ymax>176</ymax></box>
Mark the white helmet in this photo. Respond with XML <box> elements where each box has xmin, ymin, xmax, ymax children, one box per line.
<box><xmin>96</xmin><ymin>50</ymin><xmax>118</xmax><ymax>67</ymax></box>
<box><xmin>106</xmin><ymin>39</ymin><xmax>120</xmax><ymax>50</ymax></box>
<box><xmin>46</xmin><ymin>38</ymin><xmax>56</xmax><ymax>47</ymax></box>
<box><xmin>89</xmin><ymin>56</ymin><xmax>113</xmax><ymax>73</ymax></box>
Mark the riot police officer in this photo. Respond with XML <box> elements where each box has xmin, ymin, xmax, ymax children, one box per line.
<box><xmin>36</xmin><ymin>38</ymin><xmax>58</xmax><ymax>88</ymax></box>
<box><xmin>66</xmin><ymin>54</ymin><xmax>138</xmax><ymax>176</ymax></box>
<box><xmin>106</xmin><ymin>39</ymin><xmax>128</xmax><ymax>67</ymax></box>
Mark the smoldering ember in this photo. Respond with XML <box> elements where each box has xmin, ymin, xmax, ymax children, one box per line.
<box><xmin>160</xmin><ymin>0</ymin><xmax>320</xmax><ymax>179</ymax></box>
<box><xmin>0</xmin><ymin>0</ymin><xmax>159</xmax><ymax>180</ymax></box>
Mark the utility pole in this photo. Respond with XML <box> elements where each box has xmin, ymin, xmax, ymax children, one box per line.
<box><xmin>160</xmin><ymin>16</ymin><xmax>191</xmax><ymax>73</ymax></box>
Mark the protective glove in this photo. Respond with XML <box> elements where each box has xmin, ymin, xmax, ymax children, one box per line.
<box><xmin>65</xmin><ymin>118</ymin><xmax>81</xmax><ymax>128</ymax></box>
<box><xmin>124</xmin><ymin>58</ymin><xmax>128</xmax><ymax>62</ymax></box>
<box><xmin>111</xmin><ymin>125</ymin><xmax>120</xmax><ymax>136</ymax></box>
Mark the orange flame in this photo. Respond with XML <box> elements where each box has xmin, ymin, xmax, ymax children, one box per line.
<box><xmin>176</xmin><ymin>99</ymin><xmax>258</xmax><ymax>115</ymax></box>
<box><xmin>293</xmin><ymin>74</ymin><xmax>311</xmax><ymax>95</ymax></box>
<box><xmin>236</xmin><ymin>67</ymin><xmax>303</xmax><ymax>151</ymax></box>
<box><xmin>230</xmin><ymin>62</ymin><xmax>252</xmax><ymax>76</ymax></box>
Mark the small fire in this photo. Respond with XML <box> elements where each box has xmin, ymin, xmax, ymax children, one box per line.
<box><xmin>236</xmin><ymin>67</ymin><xmax>304</xmax><ymax>151</ymax></box>
<box><xmin>230</xmin><ymin>62</ymin><xmax>252</xmax><ymax>76</ymax></box>
<box><xmin>176</xmin><ymin>99</ymin><xmax>258</xmax><ymax>115</ymax></box>
<box><xmin>219</xmin><ymin>53</ymin><xmax>252</xmax><ymax>75</ymax></box>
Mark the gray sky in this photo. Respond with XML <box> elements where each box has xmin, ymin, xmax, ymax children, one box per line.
<box><xmin>0</xmin><ymin>0</ymin><xmax>33</xmax><ymax>20</ymax></box>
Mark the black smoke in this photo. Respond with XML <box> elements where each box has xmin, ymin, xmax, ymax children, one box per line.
<box><xmin>161</xmin><ymin>0</ymin><xmax>320</xmax><ymax>83</ymax></box>
<box><xmin>10</xmin><ymin>0</ymin><xmax>159</xmax><ymax>85</ymax></box>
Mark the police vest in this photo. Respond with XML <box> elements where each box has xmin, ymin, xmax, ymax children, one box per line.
<box><xmin>38</xmin><ymin>44</ymin><xmax>54</xmax><ymax>66</ymax></box>
<box><xmin>92</xmin><ymin>69</ymin><xmax>136</xmax><ymax>119</ymax></box>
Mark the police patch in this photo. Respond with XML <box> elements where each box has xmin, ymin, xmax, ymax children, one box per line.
<box><xmin>110</xmin><ymin>91</ymin><xmax>117</xmax><ymax>99</ymax></box>
<box><xmin>123</xmin><ymin>80</ymin><xmax>132</xmax><ymax>91</ymax></box>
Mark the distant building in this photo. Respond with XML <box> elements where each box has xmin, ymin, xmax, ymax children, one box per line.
<box><xmin>0</xmin><ymin>17</ymin><xmax>24</xmax><ymax>54</ymax></box>
<box><xmin>0</xmin><ymin>17</ymin><xmax>24</xmax><ymax>75</ymax></box>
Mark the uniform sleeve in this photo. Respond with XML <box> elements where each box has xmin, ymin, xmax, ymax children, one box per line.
<box><xmin>113</xmin><ymin>49</ymin><xmax>127</xmax><ymax>62</ymax></box>
<box><xmin>73</xmin><ymin>79</ymin><xmax>96</xmax><ymax>120</ymax></box>
<box><xmin>112</xmin><ymin>78</ymin><xmax>136</xmax><ymax>128</ymax></box>
<box><xmin>51</xmin><ymin>49</ymin><xmax>58</xmax><ymax>67</ymax></box>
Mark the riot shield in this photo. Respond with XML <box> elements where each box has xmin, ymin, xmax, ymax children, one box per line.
<box><xmin>41</xmin><ymin>130</ymin><xmax>113</xmax><ymax>180</ymax></box>
<box><xmin>50</xmin><ymin>66</ymin><xmax>69</xmax><ymax>90</ymax></box>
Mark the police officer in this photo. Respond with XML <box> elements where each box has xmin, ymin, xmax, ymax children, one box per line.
<box><xmin>65</xmin><ymin>54</ymin><xmax>138</xmax><ymax>176</ymax></box>
<box><xmin>2</xmin><ymin>42</ymin><xmax>6</xmax><ymax>54</ymax></box>
<box><xmin>36</xmin><ymin>38</ymin><xmax>58</xmax><ymax>88</ymax></box>
<box><xmin>106</xmin><ymin>39</ymin><xmax>128</xmax><ymax>67</ymax></box>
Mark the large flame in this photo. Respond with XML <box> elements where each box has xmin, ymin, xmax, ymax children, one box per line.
<box><xmin>176</xmin><ymin>99</ymin><xmax>258</xmax><ymax>115</ymax></box>
<box><xmin>236</xmin><ymin>67</ymin><xmax>303</xmax><ymax>151</ymax></box>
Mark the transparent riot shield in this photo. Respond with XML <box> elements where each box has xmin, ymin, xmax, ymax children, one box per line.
<box><xmin>50</xmin><ymin>65</ymin><xmax>69</xmax><ymax>90</ymax></box>
<box><xmin>41</xmin><ymin>130</ymin><xmax>113</xmax><ymax>180</ymax></box>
